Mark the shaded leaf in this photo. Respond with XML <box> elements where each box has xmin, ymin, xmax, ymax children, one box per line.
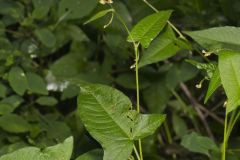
<box><xmin>26</xmin><ymin>72</ymin><xmax>48</xmax><ymax>95</ymax></box>
<box><xmin>181</xmin><ymin>132</ymin><xmax>217</xmax><ymax>156</ymax></box>
<box><xmin>0</xmin><ymin>103</ymin><xmax>15</xmax><ymax>115</ymax></box>
<box><xmin>36</xmin><ymin>96</ymin><xmax>58</xmax><ymax>106</ymax></box>
<box><xmin>58</xmin><ymin>0</ymin><xmax>98</xmax><ymax>20</ymax></box>
<box><xmin>8</xmin><ymin>67</ymin><xmax>28</xmax><ymax>96</ymax></box>
<box><xmin>0</xmin><ymin>137</ymin><xmax>73</xmax><ymax>160</ymax></box>
<box><xmin>34</xmin><ymin>28</ymin><xmax>56</xmax><ymax>48</ymax></box>
<box><xmin>0</xmin><ymin>114</ymin><xmax>31</xmax><ymax>133</ymax></box>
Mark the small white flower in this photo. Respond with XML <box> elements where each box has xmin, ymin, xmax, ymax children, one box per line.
<box><xmin>99</xmin><ymin>0</ymin><xmax>113</xmax><ymax>5</ymax></box>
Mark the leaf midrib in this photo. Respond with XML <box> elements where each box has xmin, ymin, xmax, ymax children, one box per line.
<box><xmin>87</xmin><ymin>89</ymin><xmax>131</xmax><ymax>140</ymax></box>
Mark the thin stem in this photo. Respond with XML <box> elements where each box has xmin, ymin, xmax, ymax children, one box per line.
<box><xmin>222</xmin><ymin>113</ymin><xmax>228</xmax><ymax>160</ymax></box>
<box><xmin>163</xmin><ymin>121</ymin><xmax>177</xmax><ymax>159</ymax></box>
<box><xmin>133</xmin><ymin>145</ymin><xmax>141</xmax><ymax>160</ymax></box>
<box><xmin>171</xmin><ymin>89</ymin><xmax>201</xmax><ymax>132</ymax></box>
<box><xmin>111</xmin><ymin>5</ymin><xmax>143</xmax><ymax>160</ymax></box>
<box><xmin>226</xmin><ymin>111</ymin><xmax>240</xmax><ymax>140</ymax></box>
<box><xmin>142</xmin><ymin>0</ymin><xmax>187</xmax><ymax>40</ymax></box>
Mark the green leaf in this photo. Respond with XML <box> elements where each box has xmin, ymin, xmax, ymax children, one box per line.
<box><xmin>32</xmin><ymin>0</ymin><xmax>53</xmax><ymax>19</ymax></box>
<box><xmin>181</xmin><ymin>132</ymin><xmax>217</xmax><ymax>156</ymax></box>
<box><xmin>0</xmin><ymin>83</ymin><xmax>7</xmax><ymax>98</ymax></box>
<box><xmin>218</xmin><ymin>50</ymin><xmax>240</xmax><ymax>113</ymax></box>
<box><xmin>172</xmin><ymin>114</ymin><xmax>188</xmax><ymax>138</ymax></box>
<box><xmin>0</xmin><ymin>114</ymin><xmax>31</xmax><ymax>133</ymax></box>
<box><xmin>58</xmin><ymin>0</ymin><xmax>98</xmax><ymax>20</ymax></box>
<box><xmin>204</xmin><ymin>68</ymin><xmax>221</xmax><ymax>103</ymax></box>
<box><xmin>34</xmin><ymin>28</ymin><xmax>56</xmax><ymax>48</ymax></box>
<box><xmin>1</xmin><ymin>95</ymin><xmax>23</xmax><ymax>108</ymax></box>
<box><xmin>8</xmin><ymin>67</ymin><xmax>28</xmax><ymax>96</ymax></box>
<box><xmin>185</xmin><ymin>26</ymin><xmax>240</xmax><ymax>51</ymax></box>
<box><xmin>84</xmin><ymin>9</ymin><xmax>114</xmax><ymax>25</ymax></box>
<box><xmin>75</xmin><ymin>149</ymin><xmax>103</xmax><ymax>160</ymax></box>
<box><xmin>0</xmin><ymin>137</ymin><xmax>73</xmax><ymax>160</ymax></box>
<box><xmin>36</xmin><ymin>96</ymin><xmax>58</xmax><ymax>106</ymax></box>
<box><xmin>77</xmin><ymin>84</ymin><xmax>165</xmax><ymax>160</ymax></box>
<box><xmin>0</xmin><ymin>103</ymin><xmax>15</xmax><ymax>115</ymax></box>
<box><xmin>128</xmin><ymin>10</ymin><xmax>172</xmax><ymax>48</ymax></box>
<box><xmin>26</xmin><ymin>72</ymin><xmax>48</xmax><ymax>95</ymax></box>
<box><xmin>139</xmin><ymin>25</ymin><xmax>180</xmax><ymax>67</ymax></box>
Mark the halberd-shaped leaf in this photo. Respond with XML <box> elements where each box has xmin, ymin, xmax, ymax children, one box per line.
<box><xmin>218</xmin><ymin>50</ymin><xmax>240</xmax><ymax>113</ymax></box>
<box><xmin>0</xmin><ymin>137</ymin><xmax>73</xmax><ymax>160</ymax></box>
<box><xmin>77</xmin><ymin>84</ymin><xmax>165</xmax><ymax>160</ymax></box>
<box><xmin>8</xmin><ymin>67</ymin><xmax>28</xmax><ymax>96</ymax></box>
<box><xmin>127</xmin><ymin>10</ymin><xmax>172</xmax><ymax>48</ymax></box>
<box><xmin>185</xmin><ymin>26</ymin><xmax>240</xmax><ymax>51</ymax></box>
<box><xmin>139</xmin><ymin>25</ymin><xmax>180</xmax><ymax>67</ymax></box>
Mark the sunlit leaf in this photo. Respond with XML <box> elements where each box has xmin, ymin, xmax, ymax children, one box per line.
<box><xmin>128</xmin><ymin>10</ymin><xmax>172</xmax><ymax>48</ymax></box>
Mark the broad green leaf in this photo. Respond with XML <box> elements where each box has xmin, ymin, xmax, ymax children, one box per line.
<box><xmin>32</xmin><ymin>0</ymin><xmax>53</xmax><ymax>19</ymax></box>
<box><xmin>139</xmin><ymin>26</ymin><xmax>180</xmax><ymax>67</ymax></box>
<box><xmin>218</xmin><ymin>50</ymin><xmax>240</xmax><ymax>113</ymax></box>
<box><xmin>0</xmin><ymin>83</ymin><xmax>7</xmax><ymax>98</ymax></box>
<box><xmin>0</xmin><ymin>114</ymin><xmax>31</xmax><ymax>133</ymax></box>
<box><xmin>0</xmin><ymin>137</ymin><xmax>73</xmax><ymax>160</ymax></box>
<box><xmin>0</xmin><ymin>103</ymin><xmax>15</xmax><ymax>115</ymax></box>
<box><xmin>77</xmin><ymin>84</ymin><xmax>165</xmax><ymax>160</ymax></box>
<box><xmin>84</xmin><ymin>9</ymin><xmax>114</xmax><ymax>25</ymax></box>
<box><xmin>181</xmin><ymin>132</ymin><xmax>217</xmax><ymax>156</ymax></box>
<box><xmin>1</xmin><ymin>95</ymin><xmax>23</xmax><ymax>108</ymax></box>
<box><xmin>26</xmin><ymin>72</ymin><xmax>48</xmax><ymax>95</ymax></box>
<box><xmin>172</xmin><ymin>114</ymin><xmax>188</xmax><ymax>138</ymax></box>
<box><xmin>61</xmin><ymin>85</ymin><xmax>80</xmax><ymax>100</ymax></box>
<box><xmin>34</xmin><ymin>28</ymin><xmax>56</xmax><ymax>48</ymax></box>
<box><xmin>50</xmin><ymin>53</ymin><xmax>85</xmax><ymax>78</ymax></box>
<box><xmin>8</xmin><ymin>67</ymin><xmax>28</xmax><ymax>96</ymax></box>
<box><xmin>58</xmin><ymin>0</ymin><xmax>98</xmax><ymax>20</ymax></box>
<box><xmin>36</xmin><ymin>96</ymin><xmax>58</xmax><ymax>106</ymax></box>
<box><xmin>128</xmin><ymin>10</ymin><xmax>172</xmax><ymax>48</ymax></box>
<box><xmin>204</xmin><ymin>68</ymin><xmax>221</xmax><ymax>103</ymax></box>
<box><xmin>75</xmin><ymin>149</ymin><xmax>103</xmax><ymax>160</ymax></box>
<box><xmin>185</xmin><ymin>26</ymin><xmax>240</xmax><ymax>51</ymax></box>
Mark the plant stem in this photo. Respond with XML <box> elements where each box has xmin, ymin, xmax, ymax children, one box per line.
<box><xmin>163</xmin><ymin>121</ymin><xmax>177</xmax><ymax>159</ymax></box>
<box><xmin>222</xmin><ymin>113</ymin><xmax>228</xmax><ymax>160</ymax></box>
<box><xmin>134</xmin><ymin>43</ymin><xmax>143</xmax><ymax>160</ymax></box>
<box><xmin>112</xmin><ymin>5</ymin><xmax>143</xmax><ymax>160</ymax></box>
<box><xmin>133</xmin><ymin>145</ymin><xmax>141</xmax><ymax>160</ymax></box>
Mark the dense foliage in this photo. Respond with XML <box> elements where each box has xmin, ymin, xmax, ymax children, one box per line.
<box><xmin>0</xmin><ymin>0</ymin><xmax>240</xmax><ymax>159</ymax></box>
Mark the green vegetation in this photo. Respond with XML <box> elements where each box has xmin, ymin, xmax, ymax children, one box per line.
<box><xmin>0</xmin><ymin>0</ymin><xmax>240</xmax><ymax>159</ymax></box>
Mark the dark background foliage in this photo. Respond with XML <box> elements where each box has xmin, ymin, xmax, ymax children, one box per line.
<box><xmin>0</xmin><ymin>0</ymin><xmax>240</xmax><ymax>159</ymax></box>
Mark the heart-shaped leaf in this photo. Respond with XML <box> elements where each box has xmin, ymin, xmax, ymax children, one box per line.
<box><xmin>77</xmin><ymin>84</ymin><xmax>165</xmax><ymax>160</ymax></box>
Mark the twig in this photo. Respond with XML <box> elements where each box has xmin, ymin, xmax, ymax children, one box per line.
<box><xmin>180</xmin><ymin>83</ymin><xmax>215</xmax><ymax>141</ymax></box>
